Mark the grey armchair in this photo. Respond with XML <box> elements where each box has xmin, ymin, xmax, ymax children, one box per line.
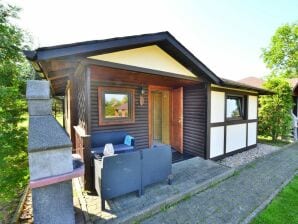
<box><xmin>94</xmin><ymin>146</ymin><xmax>172</xmax><ymax>211</ymax></box>
<box><xmin>141</xmin><ymin>146</ymin><xmax>173</xmax><ymax>194</ymax></box>
<box><xmin>94</xmin><ymin>151</ymin><xmax>142</xmax><ymax>211</ymax></box>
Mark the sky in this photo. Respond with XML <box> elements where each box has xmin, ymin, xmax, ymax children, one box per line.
<box><xmin>7</xmin><ymin>0</ymin><xmax>298</xmax><ymax>80</ymax></box>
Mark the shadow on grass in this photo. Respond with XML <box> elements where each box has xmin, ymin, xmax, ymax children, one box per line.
<box><xmin>258</xmin><ymin>136</ymin><xmax>291</xmax><ymax>147</ymax></box>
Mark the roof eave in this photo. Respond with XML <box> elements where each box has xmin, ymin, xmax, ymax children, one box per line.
<box><xmin>23</xmin><ymin>50</ymin><xmax>37</xmax><ymax>61</ymax></box>
<box><xmin>223</xmin><ymin>84</ymin><xmax>274</xmax><ymax>95</ymax></box>
<box><xmin>32</xmin><ymin>32</ymin><xmax>169</xmax><ymax>61</ymax></box>
<box><xmin>23</xmin><ymin>32</ymin><xmax>223</xmax><ymax>84</ymax></box>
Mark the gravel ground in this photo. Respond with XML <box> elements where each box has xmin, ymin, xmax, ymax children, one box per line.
<box><xmin>218</xmin><ymin>143</ymin><xmax>281</xmax><ymax>168</ymax></box>
<box><xmin>19</xmin><ymin>190</ymin><xmax>33</xmax><ymax>224</ymax></box>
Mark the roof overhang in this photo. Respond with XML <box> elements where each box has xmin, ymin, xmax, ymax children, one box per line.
<box><xmin>24</xmin><ymin>31</ymin><xmax>273</xmax><ymax>96</ymax></box>
<box><xmin>24</xmin><ymin>32</ymin><xmax>222</xmax><ymax>90</ymax></box>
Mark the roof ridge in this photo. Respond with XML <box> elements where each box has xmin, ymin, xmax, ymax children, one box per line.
<box><xmin>36</xmin><ymin>31</ymin><xmax>170</xmax><ymax>51</ymax></box>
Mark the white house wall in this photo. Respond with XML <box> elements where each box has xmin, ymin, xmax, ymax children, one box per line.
<box><xmin>210</xmin><ymin>126</ymin><xmax>224</xmax><ymax>158</ymax></box>
<box><xmin>226</xmin><ymin>124</ymin><xmax>247</xmax><ymax>153</ymax></box>
<box><xmin>248</xmin><ymin>95</ymin><xmax>258</xmax><ymax>119</ymax></box>
<box><xmin>210</xmin><ymin>91</ymin><xmax>225</xmax><ymax>123</ymax></box>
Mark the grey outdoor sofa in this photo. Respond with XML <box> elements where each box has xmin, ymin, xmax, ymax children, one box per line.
<box><xmin>94</xmin><ymin>146</ymin><xmax>172</xmax><ymax>211</ymax></box>
<box><xmin>91</xmin><ymin>131</ymin><xmax>135</xmax><ymax>155</ymax></box>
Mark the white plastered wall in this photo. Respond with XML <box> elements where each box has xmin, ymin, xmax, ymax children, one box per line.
<box><xmin>248</xmin><ymin>95</ymin><xmax>258</xmax><ymax>119</ymax></box>
<box><xmin>247</xmin><ymin>122</ymin><xmax>257</xmax><ymax>146</ymax></box>
<box><xmin>210</xmin><ymin>126</ymin><xmax>224</xmax><ymax>158</ymax></box>
<box><xmin>210</xmin><ymin>91</ymin><xmax>225</xmax><ymax>123</ymax></box>
<box><xmin>88</xmin><ymin>45</ymin><xmax>197</xmax><ymax>78</ymax></box>
<box><xmin>226</xmin><ymin>124</ymin><xmax>247</xmax><ymax>153</ymax></box>
<box><xmin>247</xmin><ymin>95</ymin><xmax>258</xmax><ymax>146</ymax></box>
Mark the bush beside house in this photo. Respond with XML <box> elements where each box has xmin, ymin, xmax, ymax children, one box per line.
<box><xmin>258</xmin><ymin>76</ymin><xmax>293</xmax><ymax>142</ymax></box>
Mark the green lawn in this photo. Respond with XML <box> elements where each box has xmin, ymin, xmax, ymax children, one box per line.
<box><xmin>1</xmin><ymin>112</ymin><xmax>63</xmax><ymax>223</ymax></box>
<box><xmin>19</xmin><ymin>112</ymin><xmax>63</xmax><ymax>127</ymax></box>
<box><xmin>251</xmin><ymin>175</ymin><xmax>298</xmax><ymax>224</ymax></box>
<box><xmin>258</xmin><ymin>135</ymin><xmax>291</xmax><ymax>147</ymax></box>
<box><xmin>54</xmin><ymin>113</ymin><xmax>63</xmax><ymax>126</ymax></box>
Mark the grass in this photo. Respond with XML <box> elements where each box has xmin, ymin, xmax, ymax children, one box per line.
<box><xmin>19</xmin><ymin>112</ymin><xmax>64</xmax><ymax>127</ymax></box>
<box><xmin>0</xmin><ymin>112</ymin><xmax>29</xmax><ymax>223</ymax></box>
<box><xmin>258</xmin><ymin>135</ymin><xmax>291</xmax><ymax>147</ymax></box>
<box><xmin>54</xmin><ymin>113</ymin><xmax>63</xmax><ymax>126</ymax></box>
<box><xmin>251</xmin><ymin>175</ymin><xmax>298</xmax><ymax>224</ymax></box>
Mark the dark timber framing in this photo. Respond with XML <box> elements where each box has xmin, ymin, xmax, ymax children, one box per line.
<box><xmin>205</xmin><ymin>83</ymin><xmax>211</xmax><ymax>159</ymax></box>
<box><xmin>206</xmin><ymin>86</ymin><xmax>259</xmax><ymax>160</ymax></box>
<box><xmin>83</xmin><ymin>58</ymin><xmax>201</xmax><ymax>82</ymax></box>
<box><xmin>211</xmin><ymin>144</ymin><xmax>258</xmax><ymax>161</ymax></box>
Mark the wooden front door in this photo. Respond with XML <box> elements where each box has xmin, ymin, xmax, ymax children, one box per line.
<box><xmin>171</xmin><ymin>87</ymin><xmax>183</xmax><ymax>153</ymax></box>
<box><xmin>152</xmin><ymin>92</ymin><xmax>162</xmax><ymax>142</ymax></box>
<box><xmin>149</xmin><ymin>86</ymin><xmax>171</xmax><ymax>147</ymax></box>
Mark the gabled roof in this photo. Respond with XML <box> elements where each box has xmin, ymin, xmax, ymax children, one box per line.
<box><xmin>24</xmin><ymin>31</ymin><xmax>222</xmax><ymax>84</ymax></box>
<box><xmin>24</xmin><ymin>32</ymin><xmax>272</xmax><ymax>95</ymax></box>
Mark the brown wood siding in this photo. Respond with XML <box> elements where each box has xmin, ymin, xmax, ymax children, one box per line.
<box><xmin>183</xmin><ymin>84</ymin><xmax>207</xmax><ymax>158</ymax></box>
<box><xmin>90</xmin><ymin>80</ymin><xmax>149</xmax><ymax>149</ymax></box>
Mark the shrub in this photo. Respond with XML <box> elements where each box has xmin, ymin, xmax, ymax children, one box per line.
<box><xmin>258</xmin><ymin>76</ymin><xmax>293</xmax><ymax>142</ymax></box>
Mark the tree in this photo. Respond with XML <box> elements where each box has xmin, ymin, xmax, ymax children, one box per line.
<box><xmin>258</xmin><ymin>76</ymin><xmax>293</xmax><ymax>141</ymax></box>
<box><xmin>262</xmin><ymin>22</ymin><xmax>298</xmax><ymax>78</ymax></box>
<box><xmin>0</xmin><ymin>2</ymin><xmax>32</xmax><ymax>206</ymax></box>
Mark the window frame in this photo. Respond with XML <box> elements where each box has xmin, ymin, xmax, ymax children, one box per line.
<box><xmin>98</xmin><ymin>87</ymin><xmax>135</xmax><ymax>126</ymax></box>
<box><xmin>225</xmin><ymin>94</ymin><xmax>246</xmax><ymax>120</ymax></box>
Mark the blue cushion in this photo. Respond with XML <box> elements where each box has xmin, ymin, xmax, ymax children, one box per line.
<box><xmin>91</xmin><ymin>131</ymin><xmax>128</xmax><ymax>148</ymax></box>
<box><xmin>115</xmin><ymin>144</ymin><xmax>134</xmax><ymax>152</ymax></box>
<box><xmin>124</xmin><ymin>135</ymin><xmax>134</xmax><ymax>146</ymax></box>
<box><xmin>91</xmin><ymin>144</ymin><xmax>134</xmax><ymax>155</ymax></box>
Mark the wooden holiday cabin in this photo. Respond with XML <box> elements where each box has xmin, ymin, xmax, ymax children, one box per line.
<box><xmin>24</xmin><ymin>32</ymin><xmax>272</xmax><ymax>190</ymax></box>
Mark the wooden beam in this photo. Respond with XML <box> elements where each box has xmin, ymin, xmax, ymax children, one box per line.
<box><xmin>43</xmin><ymin>59</ymin><xmax>78</xmax><ymax>73</ymax></box>
<box><xmin>83</xmin><ymin>58</ymin><xmax>201</xmax><ymax>82</ymax></box>
<box><xmin>48</xmin><ymin>68</ymin><xmax>74</xmax><ymax>80</ymax></box>
<box><xmin>89</xmin><ymin>65</ymin><xmax>200</xmax><ymax>88</ymax></box>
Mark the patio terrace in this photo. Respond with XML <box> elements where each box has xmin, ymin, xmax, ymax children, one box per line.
<box><xmin>73</xmin><ymin>157</ymin><xmax>234</xmax><ymax>224</ymax></box>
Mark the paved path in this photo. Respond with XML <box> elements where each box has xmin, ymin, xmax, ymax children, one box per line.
<box><xmin>141</xmin><ymin>143</ymin><xmax>298</xmax><ymax>224</ymax></box>
<box><xmin>74</xmin><ymin>157</ymin><xmax>234</xmax><ymax>224</ymax></box>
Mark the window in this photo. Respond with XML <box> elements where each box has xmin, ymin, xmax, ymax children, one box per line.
<box><xmin>226</xmin><ymin>95</ymin><xmax>244</xmax><ymax>119</ymax></box>
<box><xmin>98</xmin><ymin>87</ymin><xmax>135</xmax><ymax>125</ymax></box>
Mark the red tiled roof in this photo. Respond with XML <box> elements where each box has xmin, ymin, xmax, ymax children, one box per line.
<box><xmin>238</xmin><ymin>76</ymin><xmax>298</xmax><ymax>94</ymax></box>
<box><xmin>288</xmin><ymin>78</ymin><xmax>298</xmax><ymax>89</ymax></box>
<box><xmin>117</xmin><ymin>103</ymin><xmax>128</xmax><ymax>110</ymax></box>
<box><xmin>238</xmin><ymin>76</ymin><xmax>264</xmax><ymax>89</ymax></box>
